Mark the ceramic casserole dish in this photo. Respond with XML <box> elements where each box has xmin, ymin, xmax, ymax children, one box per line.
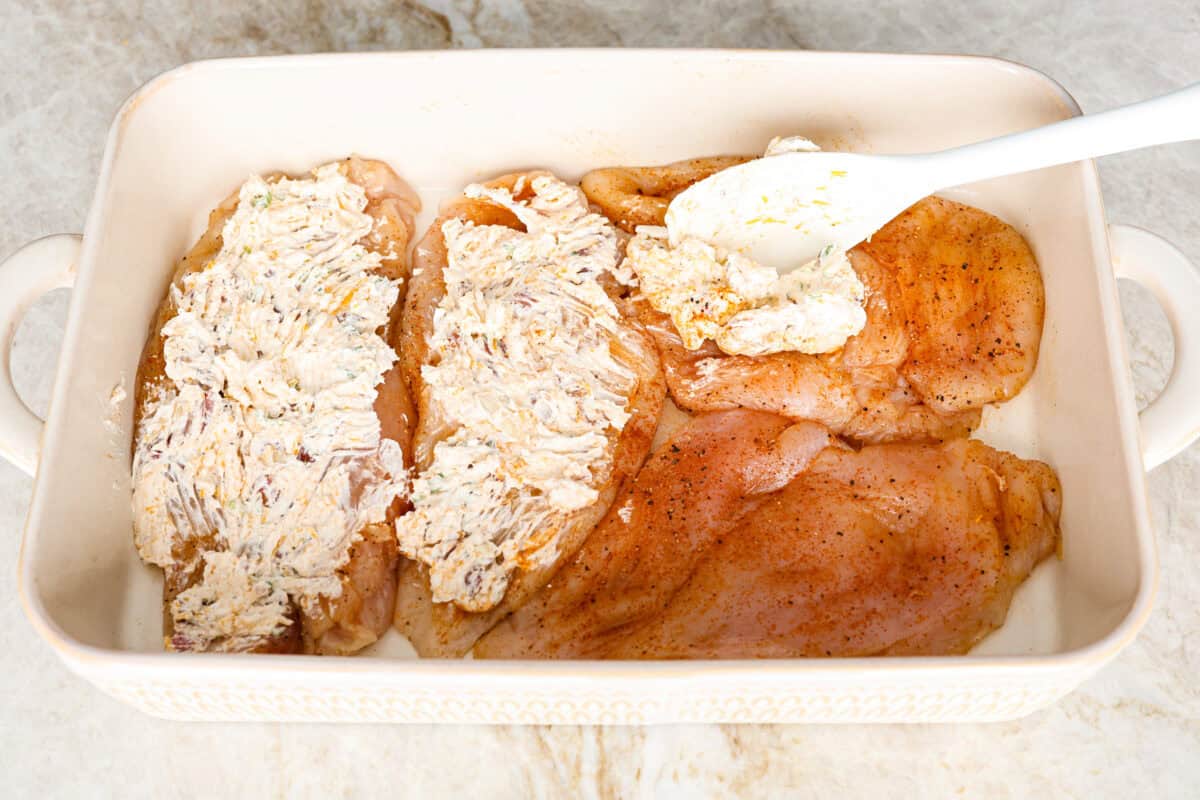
<box><xmin>6</xmin><ymin>50</ymin><xmax>1200</xmax><ymax>724</ymax></box>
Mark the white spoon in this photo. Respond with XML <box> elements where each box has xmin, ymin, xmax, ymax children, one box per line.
<box><xmin>667</xmin><ymin>82</ymin><xmax>1200</xmax><ymax>271</ymax></box>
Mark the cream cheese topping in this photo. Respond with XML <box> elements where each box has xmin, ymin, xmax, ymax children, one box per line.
<box><xmin>104</xmin><ymin>380</ymin><xmax>126</xmax><ymax>436</ymax></box>
<box><xmin>131</xmin><ymin>163</ymin><xmax>407</xmax><ymax>652</ymax></box>
<box><xmin>624</xmin><ymin>228</ymin><xmax>866</xmax><ymax>356</ymax></box>
<box><xmin>396</xmin><ymin>175</ymin><xmax>636</xmax><ymax>612</ymax></box>
<box><xmin>763</xmin><ymin>135</ymin><xmax>822</xmax><ymax>156</ymax></box>
<box><xmin>627</xmin><ymin>136</ymin><xmax>867</xmax><ymax>356</ymax></box>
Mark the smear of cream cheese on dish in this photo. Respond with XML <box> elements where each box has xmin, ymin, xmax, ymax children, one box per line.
<box><xmin>625</xmin><ymin>136</ymin><xmax>867</xmax><ymax>357</ymax></box>
<box><xmin>396</xmin><ymin>175</ymin><xmax>636</xmax><ymax>613</ymax></box>
<box><xmin>103</xmin><ymin>379</ymin><xmax>126</xmax><ymax>437</ymax></box>
<box><xmin>131</xmin><ymin>163</ymin><xmax>407</xmax><ymax>652</ymax></box>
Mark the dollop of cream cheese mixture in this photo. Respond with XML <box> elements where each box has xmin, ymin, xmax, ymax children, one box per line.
<box><xmin>132</xmin><ymin>164</ymin><xmax>407</xmax><ymax>652</ymax></box>
<box><xmin>395</xmin><ymin>175</ymin><xmax>636</xmax><ymax>612</ymax></box>
<box><xmin>625</xmin><ymin>137</ymin><xmax>868</xmax><ymax>356</ymax></box>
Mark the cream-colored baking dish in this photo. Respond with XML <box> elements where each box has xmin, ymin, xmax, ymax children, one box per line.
<box><xmin>6</xmin><ymin>50</ymin><xmax>1200</xmax><ymax>724</ymax></box>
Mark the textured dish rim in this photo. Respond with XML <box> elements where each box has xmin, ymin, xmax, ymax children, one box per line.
<box><xmin>18</xmin><ymin>49</ymin><xmax>1158</xmax><ymax>682</ymax></box>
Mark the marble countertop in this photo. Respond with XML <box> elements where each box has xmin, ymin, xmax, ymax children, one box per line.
<box><xmin>2</xmin><ymin>1</ymin><xmax>1198</xmax><ymax>796</ymax></box>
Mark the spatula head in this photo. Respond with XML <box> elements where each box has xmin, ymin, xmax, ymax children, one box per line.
<box><xmin>666</xmin><ymin>151</ymin><xmax>919</xmax><ymax>270</ymax></box>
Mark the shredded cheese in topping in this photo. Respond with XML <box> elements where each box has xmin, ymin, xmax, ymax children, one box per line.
<box><xmin>396</xmin><ymin>175</ymin><xmax>636</xmax><ymax>612</ymax></box>
<box><xmin>131</xmin><ymin>163</ymin><xmax>407</xmax><ymax>652</ymax></box>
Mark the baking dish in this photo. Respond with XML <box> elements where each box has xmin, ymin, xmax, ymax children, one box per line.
<box><xmin>6</xmin><ymin>50</ymin><xmax>1200</xmax><ymax>724</ymax></box>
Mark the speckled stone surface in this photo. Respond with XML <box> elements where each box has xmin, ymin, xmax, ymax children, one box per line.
<box><xmin>1</xmin><ymin>1</ymin><xmax>1198</xmax><ymax>797</ymax></box>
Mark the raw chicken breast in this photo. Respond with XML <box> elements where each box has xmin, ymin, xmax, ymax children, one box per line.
<box><xmin>475</xmin><ymin>409</ymin><xmax>1061</xmax><ymax>659</ymax></box>
<box><xmin>580</xmin><ymin>156</ymin><xmax>753</xmax><ymax>232</ymax></box>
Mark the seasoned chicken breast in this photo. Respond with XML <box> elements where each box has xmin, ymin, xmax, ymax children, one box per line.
<box><xmin>133</xmin><ymin>157</ymin><xmax>419</xmax><ymax>654</ymax></box>
<box><xmin>393</xmin><ymin>172</ymin><xmax>666</xmax><ymax>657</ymax></box>
<box><xmin>475</xmin><ymin>409</ymin><xmax>1061</xmax><ymax>659</ymax></box>
<box><xmin>580</xmin><ymin>156</ymin><xmax>753</xmax><ymax>233</ymax></box>
<box><xmin>582</xmin><ymin>158</ymin><xmax>1045</xmax><ymax>445</ymax></box>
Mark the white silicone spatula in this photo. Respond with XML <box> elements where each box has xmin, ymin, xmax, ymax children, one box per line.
<box><xmin>667</xmin><ymin>82</ymin><xmax>1200</xmax><ymax>271</ymax></box>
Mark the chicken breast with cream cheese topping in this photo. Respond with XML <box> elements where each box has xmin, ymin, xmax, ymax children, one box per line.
<box><xmin>393</xmin><ymin>172</ymin><xmax>666</xmax><ymax>657</ymax></box>
<box><xmin>132</xmin><ymin>157</ymin><xmax>419</xmax><ymax>655</ymax></box>
<box><xmin>583</xmin><ymin>159</ymin><xmax>1045</xmax><ymax>445</ymax></box>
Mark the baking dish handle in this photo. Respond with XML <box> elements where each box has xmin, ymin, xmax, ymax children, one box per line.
<box><xmin>0</xmin><ymin>234</ymin><xmax>80</xmax><ymax>476</ymax></box>
<box><xmin>1109</xmin><ymin>223</ymin><xmax>1200</xmax><ymax>470</ymax></box>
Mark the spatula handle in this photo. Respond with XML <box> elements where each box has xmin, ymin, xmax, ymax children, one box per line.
<box><xmin>915</xmin><ymin>82</ymin><xmax>1200</xmax><ymax>188</ymax></box>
